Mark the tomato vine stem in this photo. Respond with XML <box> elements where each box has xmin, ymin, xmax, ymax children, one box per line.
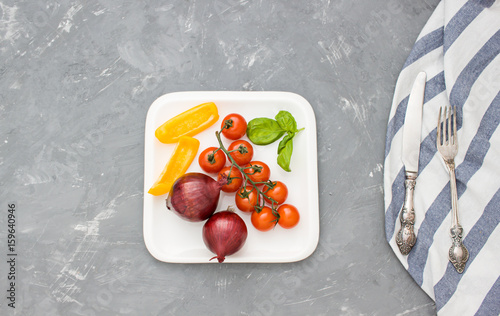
<box><xmin>215</xmin><ymin>130</ymin><xmax>278</xmax><ymax>213</ymax></box>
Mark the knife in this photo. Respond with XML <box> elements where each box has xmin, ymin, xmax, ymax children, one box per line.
<box><xmin>396</xmin><ymin>71</ymin><xmax>426</xmax><ymax>255</ymax></box>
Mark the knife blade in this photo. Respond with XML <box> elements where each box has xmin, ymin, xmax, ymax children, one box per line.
<box><xmin>396</xmin><ymin>71</ymin><xmax>426</xmax><ymax>255</ymax></box>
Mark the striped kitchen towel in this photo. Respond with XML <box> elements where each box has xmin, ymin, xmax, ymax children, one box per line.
<box><xmin>384</xmin><ymin>0</ymin><xmax>500</xmax><ymax>315</ymax></box>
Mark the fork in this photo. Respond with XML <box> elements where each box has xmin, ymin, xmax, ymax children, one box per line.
<box><xmin>436</xmin><ymin>105</ymin><xmax>469</xmax><ymax>273</ymax></box>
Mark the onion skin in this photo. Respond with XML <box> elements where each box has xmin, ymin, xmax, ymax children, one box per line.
<box><xmin>166</xmin><ymin>173</ymin><xmax>223</xmax><ymax>222</ymax></box>
<box><xmin>203</xmin><ymin>211</ymin><xmax>248</xmax><ymax>263</ymax></box>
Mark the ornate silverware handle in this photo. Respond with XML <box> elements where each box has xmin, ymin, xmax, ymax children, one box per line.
<box><xmin>446</xmin><ymin>160</ymin><xmax>469</xmax><ymax>273</ymax></box>
<box><xmin>396</xmin><ymin>171</ymin><xmax>417</xmax><ymax>255</ymax></box>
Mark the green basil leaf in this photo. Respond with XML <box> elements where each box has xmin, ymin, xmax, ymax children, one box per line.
<box><xmin>277</xmin><ymin>134</ymin><xmax>294</xmax><ymax>172</ymax></box>
<box><xmin>247</xmin><ymin>118</ymin><xmax>285</xmax><ymax>145</ymax></box>
<box><xmin>277</xmin><ymin>133</ymin><xmax>294</xmax><ymax>154</ymax></box>
<box><xmin>275</xmin><ymin>111</ymin><xmax>297</xmax><ymax>132</ymax></box>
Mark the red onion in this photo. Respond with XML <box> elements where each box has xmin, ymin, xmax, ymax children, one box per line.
<box><xmin>166</xmin><ymin>173</ymin><xmax>225</xmax><ymax>222</ymax></box>
<box><xmin>203</xmin><ymin>210</ymin><xmax>248</xmax><ymax>263</ymax></box>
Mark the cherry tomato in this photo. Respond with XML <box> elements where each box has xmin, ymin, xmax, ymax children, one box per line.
<box><xmin>218</xmin><ymin>166</ymin><xmax>243</xmax><ymax>193</ymax></box>
<box><xmin>198</xmin><ymin>147</ymin><xmax>226</xmax><ymax>173</ymax></box>
<box><xmin>244</xmin><ymin>161</ymin><xmax>270</xmax><ymax>184</ymax></box>
<box><xmin>227</xmin><ymin>140</ymin><xmax>253</xmax><ymax>166</ymax></box>
<box><xmin>277</xmin><ymin>204</ymin><xmax>300</xmax><ymax>229</ymax></box>
<box><xmin>251</xmin><ymin>206</ymin><xmax>277</xmax><ymax>232</ymax></box>
<box><xmin>235</xmin><ymin>186</ymin><xmax>259</xmax><ymax>213</ymax></box>
<box><xmin>221</xmin><ymin>113</ymin><xmax>247</xmax><ymax>140</ymax></box>
<box><xmin>263</xmin><ymin>181</ymin><xmax>288</xmax><ymax>205</ymax></box>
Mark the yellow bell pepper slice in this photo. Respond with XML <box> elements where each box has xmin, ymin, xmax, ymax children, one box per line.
<box><xmin>155</xmin><ymin>102</ymin><xmax>219</xmax><ymax>144</ymax></box>
<box><xmin>148</xmin><ymin>136</ymin><xmax>200</xmax><ymax>196</ymax></box>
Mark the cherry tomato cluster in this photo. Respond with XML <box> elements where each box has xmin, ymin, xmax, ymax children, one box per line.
<box><xmin>198</xmin><ymin>113</ymin><xmax>300</xmax><ymax>232</ymax></box>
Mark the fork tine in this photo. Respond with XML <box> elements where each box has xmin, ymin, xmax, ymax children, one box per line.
<box><xmin>446</xmin><ymin>105</ymin><xmax>452</xmax><ymax>145</ymax></box>
<box><xmin>443</xmin><ymin>106</ymin><xmax>448</xmax><ymax>145</ymax></box>
<box><xmin>437</xmin><ymin>106</ymin><xmax>442</xmax><ymax>146</ymax></box>
<box><xmin>453</xmin><ymin>105</ymin><xmax>457</xmax><ymax>145</ymax></box>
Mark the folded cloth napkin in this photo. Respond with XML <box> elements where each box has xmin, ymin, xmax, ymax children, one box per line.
<box><xmin>384</xmin><ymin>0</ymin><xmax>500</xmax><ymax>315</ymax></box>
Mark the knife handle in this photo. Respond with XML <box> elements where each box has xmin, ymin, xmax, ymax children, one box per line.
<box><xmin>396</xmin><ymin>171</ymin><xmax>417</xmax><ymax>255</ymax></box>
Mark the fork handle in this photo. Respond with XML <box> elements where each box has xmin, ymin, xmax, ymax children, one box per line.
<box><xmin>445</xmin><ymin>161</ymin><xmax>469</xmax><ymax>273</ymax></box>
<box><xmin>447</xmin><ymin>160</ymin><xmax>459</xmax><ymax>227</ymax></box>
<box><xmin>396</xmin><ymin>171</ymin><xmax>417</xmax><ymax>255</ymax></box>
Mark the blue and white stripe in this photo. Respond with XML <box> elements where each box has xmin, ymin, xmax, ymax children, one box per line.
<box><xmin>384</xmin><ymin>1</ymin><xmax>500</xmax><ymax>315</ymax></box>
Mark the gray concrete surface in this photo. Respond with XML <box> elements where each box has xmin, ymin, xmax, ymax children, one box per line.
<box><xmin>0</xmin><ymin>0</ymin><xmax>439</xmax><ymax>315</ymax></box>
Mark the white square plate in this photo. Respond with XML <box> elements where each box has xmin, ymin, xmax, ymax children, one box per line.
<box><xmin>143</xmin><ymin>91</ymin><xmax>319</xmax><ymax>263</ymax></box>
